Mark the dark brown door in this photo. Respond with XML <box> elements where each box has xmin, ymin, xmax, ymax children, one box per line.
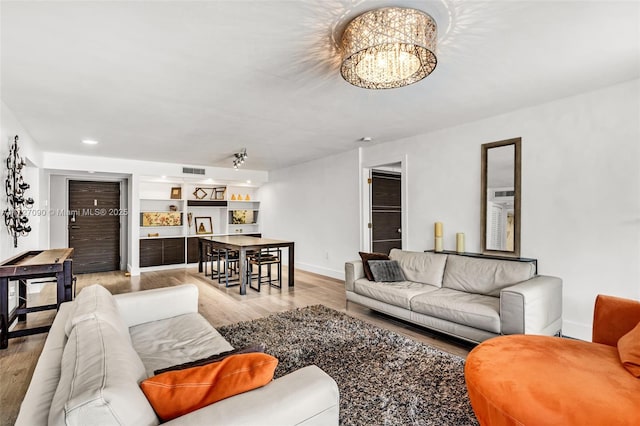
<box><xmin>68</xmin><ymin>181</ymin><xmax>121</xmax><ymax>273</ymax></box>
<box><xmin>371</xmin><ymin>170</ymin><xmax>402</xmax><ymax>254</ymax></box>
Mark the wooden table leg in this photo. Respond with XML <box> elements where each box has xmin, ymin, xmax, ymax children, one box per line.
<box><xmin>288</xmin><ymin>243</ymin><xmax>295</xmax><ymax>288</ymax></box>
<box><xmin>62</xmin><ymin>260</ymin><xmax>73</xmax><ymax>303</ymax></box>
<box><xmin>239</xmin><ymin>247</ymin><xmax>247</xmax><ymax>295</ymax></box>
<box><xmin>18</xmin><ymin>279</ymin><xmax>27</xmax><ymax>321</ymax></box>
<box><xmin>0</xmin><ymin>277</ymin><xmax>9</xmax><ymax>349</ymax></box>
<box><xmin>198</xmin><ymin>239</ymin><xmax>204</xmax><ymax>273</ymax></box>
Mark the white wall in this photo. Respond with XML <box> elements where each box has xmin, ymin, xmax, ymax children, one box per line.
<box><xmin>0</xmin><ymin>101</ymin><xmax>43</xmax><ymax>261</ymax></box>
<box><xmin>265</xmin><ymin>79</ymin><xmax>640</xmax><ymax>340</ymax></box>
<box><xmin>259</xmin><ymin>149</ymin><xmax>361</xmax><ymax>279</ymax></box>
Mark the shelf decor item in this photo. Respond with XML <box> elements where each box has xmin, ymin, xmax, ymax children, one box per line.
<box><xmin>245</xmin><ymin>194</ymin><xmax>251</xmax><ymax>201</ymax></box>
<box><xmin>195</xmin><ymin>217</ymin><xmax>213</xmax><ymax>234</ymax></box>
<box><xmin>193</xmin><ymin>187</ymin><xmax>207</xmax><ymax>199</ymax></box>
<box><xmin>434</xmin><ymin>222</ymin><xmax>443</xmax><ymax>252</ymax></box>
<box><xmin>231</xmin><ymin>194</ymin><xmax>236</xmax><ymax>201</ymax></box>
<box><xmin>212</xmin><ymin>187</ymin><xmax>226</xmax><ymax>200</ymax></box>
<box><xmin>232</xmin><ymin>210</ymin><xmax>254</xmax><ymax>224</ymax></box>
<box><xmin>142</xmin><ymin>212</ymin><xmax>182</xmax><ymax>227</ymax></box>
<box><xmin>170</xmin><ymin>187</ymin><xmax>182</xmax><ymax>199</ymax></box>
<box><xmin>3</xmin><ymin>135</ymin><xmax>34</xmax><ymax>248</ymax></box>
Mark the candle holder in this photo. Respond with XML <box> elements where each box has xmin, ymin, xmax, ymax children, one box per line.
<box><xmin>3</xmin><ymin>135</ymin><xmax>33</xmax><ymax>248</ymax></box>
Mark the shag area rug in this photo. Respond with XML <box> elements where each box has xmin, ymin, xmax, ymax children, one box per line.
<box><xmin>218</xmin><ymin>305</ymin><xmax>479</xmax><ymax>426</ymax></box>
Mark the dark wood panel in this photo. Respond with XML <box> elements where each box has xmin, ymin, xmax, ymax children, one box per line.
<box><xmin>372</xmin><ymin>171</ymin><xmax>401</xmax><ymax>208</ymax></box>
<box><xmin>373</xmin><ymin>240</ymin><xmax>401</xmax><ymax>255</ymax></box>
<box><xmin>139</xmin><ymin>239</ymin><xmax>163</xmax><ymax>267</ymax></box>
<box><xmin>162</xmin><ymin>238</ymin><xmax>185</xmax><ymax>265</ymax></box>
<box><xmin>68</xmin><ymin>181</ymin><xmax>121</xmax><ymax>273</ymax></box>
<box><xmin>372</xmin><ymin>211</ymin><xmax>401</xmax><ymax>241</ymax></box>
<box><xmin>187</xmin><ymin>237</ymin><xmax>199</xmax><ymax>263</ymax></box>
<box><xmin>371</xmin><ymin>171</ymin><xmax>401</xmax><ymax>253</ymax></box>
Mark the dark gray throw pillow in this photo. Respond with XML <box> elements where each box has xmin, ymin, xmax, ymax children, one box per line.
<box><xmin>367</xmin><ymin>260</ymin><xmax>406</xmax><ymax>282</ymax></box>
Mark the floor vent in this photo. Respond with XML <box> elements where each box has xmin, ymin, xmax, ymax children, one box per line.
<box><xmin>182</xmin><ymin>167</ymin><xmax>205</xmax><ymax>175</ymax></box>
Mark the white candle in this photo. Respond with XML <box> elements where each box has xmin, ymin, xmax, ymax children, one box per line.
<box><xmin>435</xmin><ymin>237</ymin><xmax>443</xmax><ymax>252</ymax></box>
<box><xmin>434</xmin><ymin>222</ymin><xmax>443</xmax><ymax>238</ymax></box>
<box><xmin>456</xmin><ymin>233</ymin><xmax>465</xmax><ymax>253</ymax></box>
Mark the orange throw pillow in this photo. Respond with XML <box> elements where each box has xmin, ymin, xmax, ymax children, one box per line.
<box><xmin>618</xmin><ymin>321</ymin><xmax>640</xmax><ymax>377</ymax></box>
<box><xmin>140</xmin><ymin>352</ymin><xmax>278</xmax><ymax>421</ymax></box>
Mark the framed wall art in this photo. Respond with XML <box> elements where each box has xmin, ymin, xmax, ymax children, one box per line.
<box><xmin>170</xmin><ymin>187</ymin><xmax>182</xmax><ymax>199</ymax></box>
<box><xmin>195</xmin><ymin>217</ymin><xmax>213</xmax><ymax>234</ymax></box>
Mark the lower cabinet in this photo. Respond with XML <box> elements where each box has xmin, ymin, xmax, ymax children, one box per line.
<box><xmin>187</xmin><ymin>237</ymin><xmax>200</xmax><ymax>264</ymax></box>
<box><xmin>139</xmin><ymin>237</ymin><xmax>185</xmax><ymax>267</ymax></box>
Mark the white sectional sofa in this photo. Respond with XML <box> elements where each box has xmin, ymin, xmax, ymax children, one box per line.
<box><xmin>345</xmin><ymin>249</ymin><xmax>562</xmax><ymax>343</ymax></box>
<box><xmin>16</xmin><ymin>284</ymin><xmax>339</xmax><ymax>425</ymax></box>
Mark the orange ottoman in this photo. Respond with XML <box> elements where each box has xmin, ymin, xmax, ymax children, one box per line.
<box><xmin>465</xmin><ymin>335</ymin><xmax>640</xmax><ymax>426</ymax></box>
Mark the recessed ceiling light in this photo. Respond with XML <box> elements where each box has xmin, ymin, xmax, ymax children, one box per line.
<box><xmin>82</xmin><ymin>139</ymin><xmax>99</xmax><ymax>145</ymax></box>
<box><xmin>361</xmin><ymin>136</ymin><xmax>373</xmax><ymax>142</ymax></box>
<box><xmin>246</xmin><ymin>180</ymin><xmax>252</xmax><ymax>184</ymax></box>
<box><xmin>87</xmin><ymin>171</ymin><xmax>95</xmax><ymax>174</ymax></box>
<box><xmin>161</xmin><ymin>175</ymin><xmax>167</xmax><ymax>179</ymax></box>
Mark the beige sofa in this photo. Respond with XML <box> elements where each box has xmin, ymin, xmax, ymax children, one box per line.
<box><xmin>345</xmin><ymin>249</ymin><xmax>562</xmax><ymax>343</ymax></box>
<box><xmin>16</xmin><ymin>284</ymin><xmax>339</xmax><ymax>425</ymax></box>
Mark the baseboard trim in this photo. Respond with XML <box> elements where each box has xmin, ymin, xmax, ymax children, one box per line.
<box><xmin>562</xmin><ymin>320</ymin><xmax>590</xmax><ymax>341</ymax></box>
<box><xmin>295</xmin><ymin>262</ymin><xmax>344</xmax><ymax>280</ymax></box>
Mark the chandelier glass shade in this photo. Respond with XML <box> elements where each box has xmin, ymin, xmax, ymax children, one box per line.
<box><xmin>340</xmin><ymin>7</ymin><xmax>437</xmax><ymax>89</ymax></box>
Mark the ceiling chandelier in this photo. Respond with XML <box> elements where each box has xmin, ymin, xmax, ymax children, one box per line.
<box><xmin>232</xmin><ymin>148</ymin><xmax>248</xmax><ymax>169</ymax></box>
<box><xmin>340</xmin><ymin>7</ymin><xmax>437</xmax><ymax>89</ymax></box>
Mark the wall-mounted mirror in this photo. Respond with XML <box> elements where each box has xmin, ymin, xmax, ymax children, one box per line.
<box><xmin>481</xmin><ymin>138</ymin><xmax>521</xmax><ymax>257</ymax></box>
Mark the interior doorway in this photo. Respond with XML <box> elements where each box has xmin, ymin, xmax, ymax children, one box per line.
<box><xmin>370</xmin><ymin>168</ymin><xmax>402</xmax><ymax>254</ymax></box>
<box><xmin>68</xmin><ymin>180</ymin><xmax>121</xmax><ymax>273</ymax></box>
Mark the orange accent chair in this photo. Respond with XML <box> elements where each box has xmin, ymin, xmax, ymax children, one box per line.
<box><xmin>465</xmin><ymin>295</ymin><xmax>640</xmax><ymax>425</ymax></box>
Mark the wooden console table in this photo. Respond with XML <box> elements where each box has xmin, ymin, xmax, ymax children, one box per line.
<box><xmin>0</xmin><ymin>248</ymin><xmax>74</xmax><ymax>349</ymax></box>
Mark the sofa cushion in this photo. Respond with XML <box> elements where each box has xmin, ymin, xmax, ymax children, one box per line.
<box><xmin>140</xmin><ymin>353</ymin><xmax>278</xmax><ymax>422</ymax></box>
<box><xmin>368</xmin><ymin>260</ymin><xmax>406</xmax><ymax>282</ymax></box>
<box><xmin>353</xmin><ymin>278</ymin><xmax>439</xmax><ymax>309</ymax></box>
<box><xmin>130</xmin><ymin>312</ymin><xmax>234</xmax><ymax>376</ymax></box>
<box><xmin>442</xmin><ymin>255</ymin><xmax>535</xmax><ymax>296</ymax></box>
<box><xmin>410</xmin><ymin>288</ymin><xmax>501</xmax><ymax>333</ymax></box>
<box><xmin>359</xmin><ymin>251</ymin><xmax>390</xmax><ymax>281</ymax></box>
<box><xmin>389</xmin><ymin>249</ymin><xmax>448</xmax><ymax>287</ymax></box>
<box><xmin>49</xmin><ymin>317</ymin><xmax>158</xmax><ymax>426</ymax></box>
<box><xmin>618</xmin><ymin>321</ymin><xmax>640</xmax><ymax>377</ymax></box>
<box><xmin>64</xmin><ymin>284</ymin><xmax>131</xmax><ymax>342</ymax></box>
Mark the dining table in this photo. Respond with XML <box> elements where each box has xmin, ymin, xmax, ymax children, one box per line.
<box><xmin>198</xmin><ymin>235</ymin><xmax>294</xmax><ymax>295</ymax></box>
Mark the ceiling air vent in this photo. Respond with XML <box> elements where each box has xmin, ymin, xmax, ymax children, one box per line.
<box><xmin>182</xmin><ymin>167</ymin><xmax>205</xmax><ymax>175</ymax></box>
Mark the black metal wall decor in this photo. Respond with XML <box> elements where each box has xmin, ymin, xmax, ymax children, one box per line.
<box><xmin>3</xmin><ymin>135</ymin><xmax>33</xmax><ymax>247</ymax></box>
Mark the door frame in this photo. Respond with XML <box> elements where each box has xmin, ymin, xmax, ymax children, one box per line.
<box><xmin>360</xmin><ymin>155</ymin><xmax>408</xmax><ymax>252</ymax></box>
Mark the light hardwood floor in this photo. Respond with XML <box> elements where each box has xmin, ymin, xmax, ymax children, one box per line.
<box><xmin>0</xmin><ymin>267</ymin><xmax>474</xmax><ymax>425</ymax></box>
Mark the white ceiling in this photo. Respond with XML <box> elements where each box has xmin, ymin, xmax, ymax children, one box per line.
<box><xmin>1</xmin><ymin>0</ymin><xmax>638</xmax><ymax>171</ymax></box>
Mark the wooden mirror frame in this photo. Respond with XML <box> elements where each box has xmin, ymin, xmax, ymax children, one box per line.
<box><xmin>481</xmin><ymin>137</ymin><xmax>521</xmax><ymax>257</ymax></box>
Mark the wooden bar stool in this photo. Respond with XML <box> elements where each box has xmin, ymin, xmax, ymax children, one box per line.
<box><xmin>247</xmin><ymin>249</ymin><xmax>281</xmax><ymax>291</ymax></box>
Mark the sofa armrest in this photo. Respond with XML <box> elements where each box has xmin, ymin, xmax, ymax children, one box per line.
<box><xmin>592</xmin><ymin>294</ymin><xmax>640</xmax><ymax>346</ymax></box>
<box><xmin>163</xmin><ymin>365</ymin><xmax>340</xmax><ymax>426</ymax></box>
<box><xmin>500</xmin><ymin>275</ymin><xmax>562</xmax><ymax>335</ymax></box>
<box><xmin>114</xmin><ymin>284</ymin><xmax>199</xmax><ymax>327</ymax></box>
<box><xmin>345</xmin><ymin>260</ymin><xmax>364</xmax><ymax>292</ymax></box>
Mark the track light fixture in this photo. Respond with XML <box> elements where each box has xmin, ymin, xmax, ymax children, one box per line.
<box><xmin>233</xmin><ymin>148</ymin><xmax>248</xmax><ymax>170</ymax></box>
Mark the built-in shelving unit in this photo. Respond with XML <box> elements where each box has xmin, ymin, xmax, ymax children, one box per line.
<box><xmin>138</xmin><ymin>180</ymin><xmax>260</xmax><ymax>269</ymax></box>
